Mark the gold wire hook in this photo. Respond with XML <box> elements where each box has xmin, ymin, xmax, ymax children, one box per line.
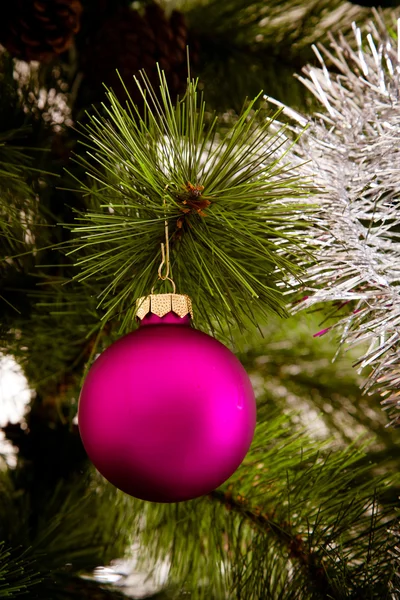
<box><xmin>157</xmin><ymin>242</ymin><xmax>167</xmax><ymax>279</ymax></box>
<box><xmin>152</xmin><ymin>188</ymin><xmax>176</xmax><ymax>294</ymax></box>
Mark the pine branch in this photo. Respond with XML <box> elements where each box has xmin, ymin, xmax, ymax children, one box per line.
<box><xmin>127</xmin><ymin>412</ymin><xmax>398</xmax><ymax>599</ymax></box>
<box><xmin>1</xmin><ymin>283</ymin><xmax>106</xmax><ymax>392</ymax></box>
<box><xmin>185</xmin><ymin>37</ymin><xmax>317</xmax><ymax>114</ymax></box>
<box><xmin>0</xmin><ymin>544</ymin><xmax>41</xmax><ymax>597</ymax></box>
<box><xmin>0</xmin><ymin>457</ymin><xmax>138</xmax><ymax>598</ymax></box>
<box><xmin>0</xmin><ymin>51</ymin><xmax>45</xmax><ymax>266</ymax></box>
<box><xmin>0</xmin><ymin>129</ymin><xmax>36</xmax><ymax>261</ymax></box>
<box><xmin>178</xmin><ymin>0</ymin><xmax>394</xmax><ymax>112</ymax></box>
<box><xmin>185</xmin><ymin>0</ymin><xmax>370</xmax><ymax>55</ymax></box>
<box><xmin>19</xmin><ymin>472</ymin><xmax>135</xmax><ymax>574</ymax></box>
<box><xmin>68</xmin><ymin>70</ymin><xmax>314</xmax><ymax>334</ymax></box>
<box><xmin>208</xmin><ymin>488</ymin><xmax>333</xmax><ymax>597</ymax></box>
<box><xmin>389</xmin><ymin>529</ymin><xmax>400</xmax><ymax>598</ymax></box>
<box><xmin>237</xmin><ymin>313</ymin><xmax>400</xmax><ymax>464</ymax></box>
<box><xmin>0</xmin><ymin>61</ymin><xmax>63</xmax><ymax>319</ymax></box>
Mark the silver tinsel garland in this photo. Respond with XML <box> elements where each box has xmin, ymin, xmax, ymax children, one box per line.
<box><xmin>273</xmin><ymin>13</ymin><xmax>400</xmax><ymax>426</ymax></box>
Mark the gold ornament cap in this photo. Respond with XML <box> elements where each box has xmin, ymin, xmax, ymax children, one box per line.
<box><xmin>136</xmin><ymin>293</ymin><xmax>193</xmax><ymax>320</ymax></box>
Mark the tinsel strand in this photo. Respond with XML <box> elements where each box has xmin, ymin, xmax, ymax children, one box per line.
<box><xmin>279</xmin><ymin>13</ymin><xmax>400</xmax><ymax>427</ymax></box>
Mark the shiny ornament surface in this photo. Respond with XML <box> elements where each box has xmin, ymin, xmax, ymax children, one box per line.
<box><xmin>78</xmin><ymin>313</ymin><xmax>256</xmax><ymax>502</ymax></box>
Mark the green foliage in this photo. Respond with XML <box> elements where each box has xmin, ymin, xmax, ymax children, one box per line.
<box><xmin>178</xmin><ymin>0</ymin><xmax>374</xmax><ymax>112</ymax></box>
<box><xmin>29</xmin><ymin>473</ymin><xmax>135</xmax><ymax>573</ymax></box>
<box><xmin>0</xmin><ymin>463</ymin><xmax>137</xmax><ymax>599</ymax></box>
<box><xmin>239</xmin><ymin>313</ymin><xmax>400</xmax><ymax>454</ymax></box>
<box><xmin>1</xmin><ymin>284</ymin><xmax>104</xmax><ymax>392</ymax></box>
<box><xmin>0</xmin><ymin>52</ymin><xmax>37</xmax><ymax>267</ymax></box>
<box><xmin>69</xmin><ymin>71</ymin><xmax>314</xmax><ymax>334</ymax></box>
<box><xmin>194</xmin><ymin>48</ymin><xmax>316</xmax><ymax>116</ymax></box>
<box><xmin>124</xmin><ymin>411</ymin><xmax>398</xmax><ymax>599</ymax></box>
<box><xmin>182</xmin><ymin>0</ymin><xmax>369</xmax><ymax>50</ymax></box>
<box><xmin>0</xmin><ymin>544</ymin><xmax>40</xmax><ymax>597</ymax></box>
<box><xmin>0</xmin><ymin>128</ymin><xmax>36</xmax><ymax>264</ymax></box>
<box><xmin>0</xmin><ymin>471</ymin><xmax>39</xmax><ymax>597</ymax></box>
<box><xmin>0</xmin><ymin>56</ymin><xmax>59</xmax><ymax>320</ymax></box>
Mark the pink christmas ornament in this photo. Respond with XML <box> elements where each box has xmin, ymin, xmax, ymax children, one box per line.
<box><xmin>78</xmin><ymin>294</ymin><xmax>256</xmax><ymax>503</ymax></box>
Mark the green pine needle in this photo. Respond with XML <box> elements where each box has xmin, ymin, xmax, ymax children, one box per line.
<box><xmin>0</xmin><ymin>544</ymin><xmax>41</xmax><ymax>597</ymax></box>
<box><xmin>126</xmin><ymin>412</ymin><xmax>399</xmax><ymax>599</ymax></box>
<box><xmin>0</xmin><ymin>131</ymin><xmax>35</xmax><ymax>258</ymax></box>
<box><xmin>69</xmin><ymin>70</ymin><xmax>315</xmax><ymax>333</ymax></box>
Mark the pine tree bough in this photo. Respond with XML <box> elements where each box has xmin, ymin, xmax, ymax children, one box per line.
<box><xmin>209</xmin><ymin>488</ymin><xmax>333</xmax><ymax>597</ymax></box>
<box><xmin>279</xmin><ymin>13</ymin><xmax>400</xmax><ymax>427</ymax></box>
<box><xmin>133</xmin><ymin>414</ymin><xmax>398</xmax><ymax>598</ymax></box>
<box><xmin>69</xmin><ymin>71</ymin><xmax>314</xmax><ymax>334</ymax></box>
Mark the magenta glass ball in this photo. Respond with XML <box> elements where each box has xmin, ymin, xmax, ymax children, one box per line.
<box><xmin>78</xmin><ymin>313</ymin><xmax>256</xmax><ymax>503</ymax></box>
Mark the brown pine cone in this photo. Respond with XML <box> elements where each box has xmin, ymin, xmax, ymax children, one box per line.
<box><xmin>0</xmin><ymin>0</ymin><xmax>83</xmax><ymax>62</ymax></box>
<box><xmin>82</xmin><ymin>3</ymin><xmax>191</xmax><ymax>110</ymax></box>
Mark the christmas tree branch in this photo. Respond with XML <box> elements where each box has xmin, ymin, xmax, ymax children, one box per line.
<box><xmin>185</xmin><ymin>0</ymin><xmax>369</xmax><ymax>54</ymax></box>
<box><xmin>178</xmin><ymin>0</ymin><xmax>397</xmax><ymax>112</ymax></box>
<box><xmin>0</xmin><ymin>129</ymin><xmax>36</xmax><ymax>262</ymax></box>
<box><xmin>68</xmin><ymin>70</ymin><xmax>314</xmax><ymax>334</ymax></box>
<box><xmin>0</xmin><ymin>451</ymin><xmax>139</xmax><ymax>598</ymax></box>
<box><xmin>238</xmin><ymin>313</ymin><xmax>400</xmax><ymax>464</ymax></box>
<box><xmin>0</xmin><ymin>544</ymin><xmax>41</xmax><ymax>597</ymax></box>
<box><xmin>208</xmin><ymin>488</ymin><xmax>332</xmax><ymax>597</ymax></box>
<box><xmin>131</xmin><ymin>412</ymin><xmax>398</xmax><ymax>599</ymax></box>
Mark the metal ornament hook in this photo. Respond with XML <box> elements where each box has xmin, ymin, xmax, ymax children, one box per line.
<box><xmin>152</xmin><ymin>189</ymin><xmax>176</xmax><ymax>294</ymax></box>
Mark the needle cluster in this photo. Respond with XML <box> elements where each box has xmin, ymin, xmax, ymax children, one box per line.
<box><xmin>69</xmin><ymin>71</ymin><xmax>313</xmax><ymax>334</ymax></box>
